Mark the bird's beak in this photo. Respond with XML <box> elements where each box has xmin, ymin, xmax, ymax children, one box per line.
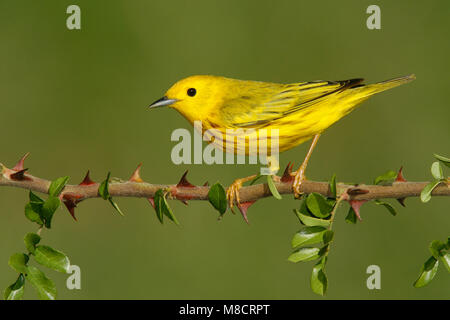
<box><xmin>148</xmin><ymin>96</ymin><xmax>177</xmax><ymax>109</ymax></box>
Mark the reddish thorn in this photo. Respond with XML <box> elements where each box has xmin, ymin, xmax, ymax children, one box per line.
<box><xmin>10</xmin><ymin>168</ymin><xmax>31</xmax><ymax>181</ymax></box>
<box><xmin>347</xmin><ymin>188</ymin><xmax>369</xmax><ymax>196</ymax></box>
<box><xmin>396</xmin><ymin>197</ymin><xmax>406</xmax><ymax>207</ymax></box>
<box><xmin>62</xmin><ymin>193</ymin><xmax>83</xmax><ymax>221</ymax></box>
<box><xmin>79</xmin><ymin>170</ymin><xmax>96</xmax><ymax>186</ymax></box>
<box><xmin>13</xmin><ymin>152</ymin><xmax>30</xmax><ymax>171</ymax></box>
<box><xmin>237</xmin><ymin>201</ymin><xmax>256</xmax><ymax>224</ymax></box>
<box><xmin>348</xmin><ymin>200</ymin><xmax>367</xmax><ymax>221</ymax></box>
<box><xmin>395</xmin><ymin>166</ymin><xmax>407</xmax><ymax>182</ymax></box>
<box><xmin>281</xmin><ymin>161</ymin><xmax>294</xmax><ymax>182</ymax></box>
<box><xmin>177</xmin><ymin>170</ymin><xmax>195</xmax><ymax>188</ymax></box>
<box><xmin>181</xmin><ymin>200</ymin><xmax>189</xmax><ymax>206</ymax></box>
<box><xmin>203</xmin><ymin>181</ymin><xmax>209</xmax><ymax>186</ymax></box>
<box><xmin>63</xmin><ymin>201</ymin><xmax>77</xmax><ymax>221</ymax></box>
<box><xmin>129</xmin><ymin>163</ymin><xmax>144</xmax><ymax>183</ymax></box>
<box><xmin>148</xmin><ymin>198</ymin><xmax>155</xmax><ymax>208</ymax></box>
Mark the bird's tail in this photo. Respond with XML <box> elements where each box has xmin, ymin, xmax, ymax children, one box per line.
<box><xmin>353</xmin><ymin>74</ymin><xmax>416</xmax><ymax>98</ymax></box>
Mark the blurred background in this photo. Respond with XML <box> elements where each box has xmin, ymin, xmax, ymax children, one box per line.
<box><xmin>0</xmin><ymin>0</ymin><xmax>449</xmax><ymax>299</ymax></box>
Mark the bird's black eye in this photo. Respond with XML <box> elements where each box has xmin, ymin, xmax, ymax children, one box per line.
<box><xmin>187</xmin><ymin>88</ymin><xmax>196</xmax><ymax>97</ymax></box>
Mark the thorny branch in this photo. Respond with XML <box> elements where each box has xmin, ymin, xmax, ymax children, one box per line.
<box><xmin>0</xmin><ymin>153</ymin><xmax>449</xmax><ymax>219</ymax></box>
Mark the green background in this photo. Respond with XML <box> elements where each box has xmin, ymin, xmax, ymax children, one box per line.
<box><xmin>0</xmin><ymin>0</ymin><xmax>449</xmax><ymax>299</ymax></box>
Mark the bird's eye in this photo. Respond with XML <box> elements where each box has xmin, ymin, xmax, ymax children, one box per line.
<box><xmin>187</xmin><ymin>88</ymin><xmax>196</xmax><ymax>97</ymax></box>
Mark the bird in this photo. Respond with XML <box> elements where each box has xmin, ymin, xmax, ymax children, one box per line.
<box><xmin>149</xmin><ymin>74</ymin><xmax>415</xmax><ymax>211</ymax></box>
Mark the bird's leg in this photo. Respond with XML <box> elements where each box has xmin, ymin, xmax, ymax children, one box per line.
<box><xmin>292</xmin><ymin>134</ymin><xmax>321</xmax><ymax>198</ymax></box>
<box><xmin>226</xmin><ymin>174</ymin><xmax>258</xmax><ymax>211</ymax></box>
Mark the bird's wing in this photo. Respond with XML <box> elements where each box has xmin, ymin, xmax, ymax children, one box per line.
<box><xmin>223</xmin><ymin>79</ymin><xmax>364</xmax><ymax>129</ymax></box>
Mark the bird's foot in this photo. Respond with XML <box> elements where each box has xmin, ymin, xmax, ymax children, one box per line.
<box><xmin>226</xmin><ymin>174</ymin><xmax>258</xmax><ymax>212</ymax></box>
<box><xmin>292</xmin><ymin>167</ymin><xmax>307</xmax><ymax>199</ymax></box>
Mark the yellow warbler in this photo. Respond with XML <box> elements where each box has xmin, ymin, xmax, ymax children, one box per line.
<box><xmin>149</xmin><ymin>74</ymin><xmax>415</xmax><ymax>208</ymax></box>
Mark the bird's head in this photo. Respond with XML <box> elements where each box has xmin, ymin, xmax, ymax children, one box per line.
<box><xmin>148</xmin><ymin>75</ymin><xmax>227</xmax><ymax>123</ymax></box>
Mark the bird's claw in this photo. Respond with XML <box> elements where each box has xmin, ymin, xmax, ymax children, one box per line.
<box><xmin>226</xmin><ymin>180</ymin><xmax>243</xmax><ymax>212</ymax></box>
<box><xmin>292</xmin><ymin>169</ymin><xmax>306</xmax><ymax>199</ymax></box>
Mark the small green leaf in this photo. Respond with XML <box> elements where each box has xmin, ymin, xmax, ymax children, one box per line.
<box><xmin>207</xmin><ymin>182</ymin><xmax>227</xmax><ymax>215</ymax></box>
<box><xmin>374</xmin><ymin>170</ymin><xmax>397</xmax><ymax>185</ymax></box>
<box><xmin>4</xmin><ymin>274</ymin><xmax>25</xmax><ymax>300</ymax></box>
<box><xmin>294</xmin><ymin>209</ymin><xmax>331</xmax><ymax>227</ymax></box>
<box><xmin>374</xmin><ymin>200</ymin><xmax>397</xmax><ymax>216</ymax></box>
<box><xmin>306</xmin><ymin>193</ymin><xmax>333</xmax><ymax>218</ymax></box>
<box><xmin>329</xmin><ymin>173</ymin><xmax>337</xmax><ymax>199</ymax></box>
<box><xmin>41</xmin><ymin>196</ymin><xmax>61</xmax><ymax>228</ymax></box>
<box><xmin>310</xmin><ymin>258</ymin><xmax>328</xmax><ymax>296</ymax></box>
<box><xmin>25</xmin><ymin>203</ymin><xmax>44</xmax><ymax>225</ymax></box>
<box><xmin>24</xmin><ymin>233</ymin><xmax>41</xmax><ymax>254</ymax></box>
<box><xmin>48</xmin><ymin>176</ymin><xmax>69</xmax><ymax>197</ymax></box>
<box><xmin>291</xmin><ymin>226</ymin><xmax>327</xmax><ymax>248</ymax></box>
<box><xmin>288</xmin><ymin>247</ymin><xmax>321</xmax><ymax>263</ymax></box>
<box><xmin>34</xmin><ymin>245</ymin><xmax>70</xmax><ymax>273</ymax></box>
<box><xmin>98</xmin><ymin>172</ymin><xmax>111</xmax><ymax>200</ymax></box>
<box><xmin>429</xmin><ymin>240</ymin><xmax>446</xmax><ymax>259</ymax></box>
<box><xmin>29</xmin><ymin>191</ymin><xmax>44</xmax><ymax>203</ymax></box>
<box><xmin>249</xmin><ymin>174</ymin><xmax>262</xmax><ymax>185</ymax></box>
<box><xmin>153</xmin><ymin>189</ymin><xmax>179</xmax><ymax>225</ymax></box>
<box><xmin>322</xmin><ymin>230</ymin><xmax>334</xmax><ymax>245</ymax></box>
<box><xmin>420</xmin><ymin>180</ymin><xmax>442</xmax><ymax>203</ymax></box>
<box><xmin>345</xmin><ymin>207</ymin><xmax>357</xmax><ymax>224</ymax></box>
<box><xmin>8</xmin><ymin>253</ymin><xmax>29</xmax><ymax>274</ymax></box>
<box><xmin>109</xmin><ymin>198</ymin><xmax>125</xmax><ymax>216</ymax></box>
<box><xmin>413</xmin><ymin>256</ymin><xmax>439</xmax><ymax>288</ymax></box>
<box><xmin>431</xmin><ymin>162</ymin><xmax>444</xmax><ymax>180</ymax></box>
<box><xmin>26</xmin><ymin>265</ymin><xmax>57</xmax><ymax>300</ymax></box>
<box><xmin>434</xmin><ymin>154</ymin><xmax>450</xmax><ymax>168</ymax></box>
<box><xmin>266</xmin><ymin>175</ymin><xmax>282</xmax><ymax>200</ymax></box>
<box><xmin>440</xmin><ymin>253</ymin><xmax>450</xmax><ymax>272</ymax></box>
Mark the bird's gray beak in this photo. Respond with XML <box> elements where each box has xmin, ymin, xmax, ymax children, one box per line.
<box><xmin>148</xmin><ymin>96</ymin><xmax>177</xmax><ymax>109</ymax></box>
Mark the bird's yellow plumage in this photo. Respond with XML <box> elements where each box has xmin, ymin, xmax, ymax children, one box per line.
<box><xmin>152</xmin><ymin>74</ymin><xmax>415</xmax><ymax>153</ymax></box>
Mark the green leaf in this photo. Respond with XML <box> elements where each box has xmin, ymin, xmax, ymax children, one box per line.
<box><xmin>429</xmin><ymin>240</ymin><xmax>446</xmax><ymax>259</ymax></box>
<box><xmin>420</xmin><ymin>180</ymin><xmax>442</xmax><ymax>203</ymax></box>
<box><xmin>25</xmin><ymin>203</ymin><xmax>44</xmax><ymax>225</ymax></box>
<box><xmin>306</xmin><ymin>193</ymin><xmax>333</xmax><ymax>218</ymax></box>
<box><xmin>98</xmin><ymin>172</ymin><xmax>111</xmax><ymax>200</ymax></box>
<box><xmin>322</xmin><ymin>230</ymin><xmax>334</xmax><ymax>245</ymax></box>
<box><xmin>41</xmin><ymin>196</ymin><xmax>60</xmax><ymax>228</ymax></box>
<box><xmin>8</xmin><ymin>253</ymin><xmax>29</xmax><ymax>274</ymax></box>
<box><xmin>26</xmin><ymin>265</ymin><xmax>57</xmax><ymax>300</ymax></box>
<box><xmin>413</xmin><ymin>256</ymin><xmax>439</xmax><ymax>288</ymax></box>
<box><xmin>294</xmin><ymin>209</ymin><xmax>331</xmax><ymax>227</ymax></box>
<box><xmin>434</xmin><ymin>154</ymin><xmax>450</xmax><ymax>168</ymax></box>
<box><xmin>34</xmin><ymin>245</ymin><xmax>70</xmax><ymax>273</ymax></box>
<box><xmin>48</xmin><ymin>176</ymin><xmax>69</xmax><ymax>197</ymax></box>
<box><xmin>4</xmin><ymin>274</ymin><xmax>25</xmax><ymax>300</ymax></box>
<box><xmin>288</xmin><ymin>247</ymin><xmax>321</xmax><ymax>263</ymax></box>
<box><xmin>440</xmin><ymin>253</ymin><xmax>450</xmax><ymax>272</ymax></box>
<box><xmin>266</xmin><ymin>175</ymin><xmax>282</xmax><ymax>200</ymax></box>
<box><xmin>431</xmin><ymin>161</ymin><xmax>444</xmax><ymax>180</ymax></box>
<box><xmin>207</xmin><ymin>182</ymin><xmax>227</xmax><ymax>215</ymax></box>
<box><xmin>345</xmin><ymin>207</ymin><xmax>357</xmax><ymax>224</ymax></box>
<box><xmin>374</xmin><ymin>200</ymin><xmax>397</xmax><ymax>216</ymax></box>
<box><xmin>249</xmin><ymin>174</ymin><xmax>262</xmax><ymax>185</ymax></box>
<box><xmin>109</xmin><ymin>198</ymin><xmax>125</xmax><ymax>216</ymax></box>
<box><xmin>24</xmin><ymin>233</ymin><xmax>41</xmax><ymax>254</ymax></box>
<box><xmin>329</xmin><ymin>173</ymin><xmax>337</xmax><ymax>199</ymax></box>
<box><xmin>153</xmin><ymin>189</ymin><xmax>179</xmax><ymax>225</ymax></box>
<box><xmin>291</xmin><ymin>226</ymin><xmax>327</xmax><ymax>248</ymax></box>
<box><xmin>29</xmin><ymin>190</ymin><xmax>44</xmax><ymax>203</ymax></box>
<box><xmin>374</xmin><ymin>170</ymin><xmax>397</xmax><ymax>185</ymax></box>
<box><xmin>310</xmin><ymin>258</ymin><xmax>328</xmax><ymax>296</ymax></box>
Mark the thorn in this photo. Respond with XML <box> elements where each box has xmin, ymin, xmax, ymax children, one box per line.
<box><xmin>347</xmin><ymin>188</ymin><xmax>369</xmax><ymax>196</ymax></box>
<box><xmin>203</xmin><ymin>181</ymin><xmax>209</xmax><ymax>186</ymax></box>
<box><xmin>237</xmin><ymin>201</ymin><xmax>256</xmax><ymax>224</ymax></box>
<box><xmin>62</xmin><ymin>194</ymin><xmax>83</xmax><ymax>221</ymax></box>
<box><xmin>79</xmin><ymin>170</ymin><xmax>96</xmax><ymax>186</ymax></box>
<box><xmin>177</xmin><ymin>170</ymin><xmax>195</xmax><ymax>188</ymax></box>
<box><xmin>281</xmin><ymin>162</ymin><xmax>295</xmax><ymax>182</ymax></box>
<box><xmin>181</xmin><ymin>200</ymin><xmax>188</xmax><ymax>206</ymax></box>
<box><xmin>348</xmin><ymin>200</ymin><xmax>367</xmax><ymax>221</ymax></box>
<box><xmin>13</xmin><ymin>152</ymin><xmax>30</xmax><ymax>171</ymax></box>
<box><xmin>10</xmin><ymin>168</ymin><xmax>31</xmax><ymax>181</ymax></box>
<box><xmin>148</xmin><ymin>198</ymin><xmax>155</xmax><ymax>208</ymax></box>
<box><xmin>396</xmin><ymin>197</ymin><xmax>406</xmax><ymax>207</ymax></box>
<box><xmin>395</xmin><ymin>166</ymin><xmax>407</xmax><ymax>182</ymax></box>
<box><xmin>129</xmin><ymin>163</ymin><xmax>144</xmax><ymax>182</ymax></box>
